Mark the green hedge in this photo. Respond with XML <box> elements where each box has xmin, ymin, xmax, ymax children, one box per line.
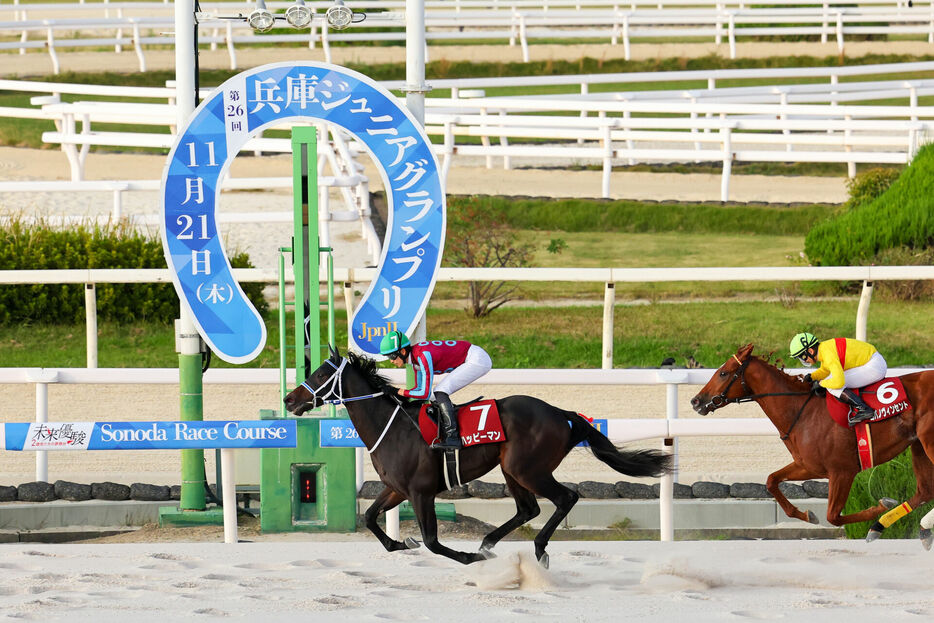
<box><xmin>804</xmin><ymin>143</ymin><xmax>934</xmax><ymax>265</ymax></box>
<box><xmin>448</xmin><ymin>195</ymin><xmax>831</xmax><ymax>235</ymax></box>
<box><xmin>0</xmin><ymin>219</ymin><xmax>267</xmax><ymax>324</ymax></box>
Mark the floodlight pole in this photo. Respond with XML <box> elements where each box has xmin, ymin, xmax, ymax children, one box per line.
<box><xmin>404</xmin><ymin>0</ymin><xmax>430</xmax><ymax>342</ymax></box>
<box><xmin>174</xmin><ymin>0</ymin><xmax>207</xmax><ymax>512</ymax></box>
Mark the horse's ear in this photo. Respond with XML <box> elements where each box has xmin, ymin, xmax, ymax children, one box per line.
<box><xmin>328</xmin><ymin>343</ymin><xmax>340</xmax><ymax>361</ymax></box>
<box><xmin>737</xmin><ymin>343</ymin><xmax>754</xmax><ymax>358</ymax></box>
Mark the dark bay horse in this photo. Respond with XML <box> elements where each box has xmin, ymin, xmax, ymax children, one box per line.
<box><xmin>283</xmin><ymin>346</ymin><xmax>672</xmax><ymax>567</ymax></box>
<box><xmin>691</xmin><ymin>343</ymin><xmax>934</xmax><ymax>546</ymax></box>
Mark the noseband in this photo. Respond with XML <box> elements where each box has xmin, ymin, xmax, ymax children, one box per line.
<box><xmin>698</xmin><ymin>354</ymin><xmax>754</xmax><ymax>411</ymax></box>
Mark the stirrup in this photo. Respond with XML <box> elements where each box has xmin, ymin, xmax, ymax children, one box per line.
<box><xmin>848</xmin><ymin>409</ymin><xmax>876</xmax><ymax>426</ymax></box>
<box><xmin>430</xmin><ymin>436</ymin><xmax>463</xmax><ymax>450</ymax></box>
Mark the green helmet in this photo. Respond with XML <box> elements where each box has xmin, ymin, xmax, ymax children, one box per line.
<box><xmin>789</xmin><ymin>332</ymin><xmax>820</xmax><ymax>358</ymax></box>
<box><xmin>379</xmin><ymin>330</ymin><xmax>411</xmax><ymax>356</ymax></box>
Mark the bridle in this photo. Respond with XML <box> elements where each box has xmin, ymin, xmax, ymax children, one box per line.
<box><xmin>699</xmin><ymin>354</ymin><xmax>817</xmax><ymax>441</ymax></box>
<box><xmin>299</xmin><ymin>357</ymin><xmax>384</xmax><ymax>407</ymax></box>
<box><xmin>296</xmin><ymin>357</ymin><xmax>405</xmax><ymax>454</ymax></box>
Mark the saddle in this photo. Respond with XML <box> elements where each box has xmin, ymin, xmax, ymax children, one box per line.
<box><xmin>417</xmin><ymin>398</ymin><xmax>506</xmax><ymax>448</ymax></box>
<box><xmin>824</xmin><ymin>377</ymin><xmax>913</xmax><ymax>471</ymax></box>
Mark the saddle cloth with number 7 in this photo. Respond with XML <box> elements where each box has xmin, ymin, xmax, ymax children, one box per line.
<box><xmin>825</xmin><ymin>377</ymin><xmax>913</xmax><ymax>428</ymax></box>
<box><xmin>417</xmin><ymin>399</ymin><xmax>506</xmax><ymax>447</ymax></box>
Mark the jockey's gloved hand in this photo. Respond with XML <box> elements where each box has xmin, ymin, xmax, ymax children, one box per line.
<box><xmin>811</xmin><ymin>380</ymin><xmax>825</xmax><ymax>395</ymax></box>
<box><xmin>802</xmin><ymin>373</ymin><xmax>813</xmax><ymax>383</ymax></box>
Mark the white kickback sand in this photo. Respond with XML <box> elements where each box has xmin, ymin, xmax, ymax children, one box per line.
<box><xmin>2</xmin><ymin>538</ymin><xmax>933</xmax><ymax>622</ymax></box>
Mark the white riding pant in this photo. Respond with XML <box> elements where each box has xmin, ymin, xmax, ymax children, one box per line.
<box><xmin>826</xmin><ymin>352</ymin><xmax>888</xmax><ymax>398</ymax></box>
<box><xmin>433</xmin><ymin>345</ymin><xmax>492</xmax><ymax>398</ymax></box>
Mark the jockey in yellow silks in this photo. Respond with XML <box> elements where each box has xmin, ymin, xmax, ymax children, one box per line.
<box><xmin>789</xmin><ymin>332</ymin><xmax>888</xmax><ymax>425</ymax></box>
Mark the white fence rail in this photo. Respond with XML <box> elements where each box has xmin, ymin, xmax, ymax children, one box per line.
<box><xmin>2</xmin><ymin>364</ymin><xmax>929</xmax><ymax>541</ymax></box>
<box><xmin>2</xmin><ymin>1</ymin><xmax>934</xmax><ymax>71</ymax></box>
<box><xmin>1</xmin><ymin>265</ymin><xmax>931</xmax><ymax>369</ymax></box>
<box><xmin>4</xmin><ymin>61</ymin><xmax>934</xmax><ymax>197</ymax></box>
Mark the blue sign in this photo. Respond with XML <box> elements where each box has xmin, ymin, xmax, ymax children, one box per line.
<box><xmin>162</xmin><ymin>61</ymin><xmax>445</xmax><ymax>362</ymax></box>
<box><xmin>317</xmin><ymin>418</ymin><xmax>609</xmax><ymax>448</ymax></box>
<box><xmin>319</xmin><ymin>419</ymin><xmax>365</xmax><ymax>448</ymax></box>
<box><xmin>2</xmin><ymin>421</ymin><xmax>297</xmax><ymax>451</ymax></box>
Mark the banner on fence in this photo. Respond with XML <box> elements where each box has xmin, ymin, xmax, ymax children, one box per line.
<box><xmin>2</xmin><ymin>420</ymin><xmax>297</xmax><ymax>451</ymax></box>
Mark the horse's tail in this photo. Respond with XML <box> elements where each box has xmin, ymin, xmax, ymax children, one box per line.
<box><xmin>566</xmin><ymin>412</ymin><xmax>673</xmax><ymax>478</ymax></box>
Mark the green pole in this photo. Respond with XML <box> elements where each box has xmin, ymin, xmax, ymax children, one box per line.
<box><xmin>292</xmin><ymin>127</ymin><xmax>319</xmax><ymax>382</ymax></box>
<box><xmin>178</xmin><ymin>317</ymin><xmax>206</xmax><ymax>510</ymax></box>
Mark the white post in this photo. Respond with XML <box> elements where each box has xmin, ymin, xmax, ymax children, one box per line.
<box><xmin>27</xmin><ymin>369</ymin><xmax>58</xmax><ymax>482</ymax></box>
<box><xmin>387</xmin><ymin>504</ymin><xmax>401</xmax><ymax>540</ymax></box>
<box><xmin>602</xmin><ymin>283</ymin><xmax>614</xmax><ymax>369</ymax></box>
<box><xmin>220</xmin><ymin>448</ymin><xmax>238</xmax><ymax>543</ymax></box>
<box><xmin>35</xmin><ymin>382</ymin><xmax>48</xmax><ymax>482</ymax></box>
<box><xmin>856</xmin><ymin>281</ymin><xmax>873</xmax><ymax>341</ymax></box>
<box><xmin>85</xmin><ymin>283</ymin><xmax>98</xmax><ymax>369</ymax></box>
<box><xmin>720</xmin><ymin>125</ymin><xmax>733</xmax><ymax>201</ymax></box>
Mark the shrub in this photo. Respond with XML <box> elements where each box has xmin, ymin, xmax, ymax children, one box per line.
<box><xmin>843</xmin><ymin>448</ymin><xmax>934</xmax><ymax>540</ymax></box>
<box><xmin>843</xmin><ymin>167</ymin><xmax>901</xmax><ymax>211</ymax></box>
<box><xmin>0</xmin><ymin>218</ymin><xmax>267</xmax><ymax>324</ymax></box>
<box><xmin>805</xmin><ymin>143</ymin><xmax>934</xmax><ymax>266</ymax></box>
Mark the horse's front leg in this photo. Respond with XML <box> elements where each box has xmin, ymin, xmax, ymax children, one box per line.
<box><xmin>766</xmin><ymin>462</ymin><xmax>821</xmax><ymax>524</ymax></box>
<box><xmin>411</xmin><ymin>493</ymin><xmax>486</xmax><ymax>565</ymax></box>
<box><xmin>365</xmin><ymin>486</ymin><xmax>420</xmax><ymax>552</ymax></box>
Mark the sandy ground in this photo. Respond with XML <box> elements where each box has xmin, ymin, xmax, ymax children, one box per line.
<box><xmin>2</xmin><ymin>538</ymin><xmax>933</xmax><ymax>622</ymax></box>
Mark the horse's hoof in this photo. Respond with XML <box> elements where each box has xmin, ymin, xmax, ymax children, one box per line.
<box><xmin>536</xmin><ymin>552</ymin><xmax>550</xmax><ymax>570</ymax></box>
<box><xmin>479</xmin><ymin>546</ymin><xmax>496</xmax><ymax>560</ymax></box>
<box><xmin>880</xmin><ymin>497</ymin><xmax>898</xmax><ymax>509</ymax></box>
<box><xmin>920</xmin><ymin>528</ymin><xmax>933</xmax><ymax>551</ymax></box>
<box><xmin>806</xmin><ymin>510</ymin><xmax>820</xmax><ymax>525</ymax></box>
<box><xmin>403</xmin><ymin>537</ymin><xmax>421</xmax><ymax>550</ymax></box>
<box><xmin>866</xmin><ymin>528</ymin><xmax>883</xmax><ymax>543</ymax></box>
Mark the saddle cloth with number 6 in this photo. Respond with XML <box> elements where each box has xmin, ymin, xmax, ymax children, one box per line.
<box><xmin>417</xmin><ymin>399</ymin><xmax>506</xmax><ymax>447</ymax></box>
<box><xmin>825</xmin><ymin>377</ymin><xmax>913</xmax><ymax>428</ymax></box>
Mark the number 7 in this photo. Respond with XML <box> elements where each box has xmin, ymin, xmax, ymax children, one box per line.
<box><xmin>470</xmin><ymin>404</ymin><xmax>491</xmax><ymax>431</ymax></box>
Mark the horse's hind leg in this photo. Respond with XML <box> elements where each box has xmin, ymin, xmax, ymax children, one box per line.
<box><xmin>365</xmin><ymin>486</ymin><xmax>419</xmax><ymax>552</ymax></box>
<box><xmin>516</xmin><ymin>474</ymin><xmax>579</xmax><ymax>569</ymax></box>
<box><xmin>867</xmin><ymin>439</ymin><xmax>934</xmax><ymax>543</ymax></box>
<box><xmin>410</xmin><ymin>493</ymin><xmax>486</xmax><ymax>565</ymax></box>
<box><xmin>478</xmin><ymin>473</ymin><xmax>540</xmax><ymax>556</ymax></box>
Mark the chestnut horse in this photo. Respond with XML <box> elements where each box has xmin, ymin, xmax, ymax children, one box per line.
<box><xmin>691</xmin><ymin>343</ymin><xmax>934</xmax><ymax>547</ymax></box>
<box><xmin>283</xmin><ymin>346</ymin><xmax>672</xmax><ymax>567</ymax></box>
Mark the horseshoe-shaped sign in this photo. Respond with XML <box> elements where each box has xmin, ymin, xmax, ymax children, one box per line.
<box><xmin>162</xmin><ymin>61</ymin><xmax>445</xmax><ymax>363</ymax></box>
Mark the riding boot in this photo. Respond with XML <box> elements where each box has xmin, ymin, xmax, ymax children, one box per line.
<box><xmin>840</xmin><ymin>388</ymin><xmax>876</xmax><ymax>425</ymax></box>
<box><xmin>430</xmin><ymin>392</ymin><xmax>463</xmax><ymax>450</ymax></box>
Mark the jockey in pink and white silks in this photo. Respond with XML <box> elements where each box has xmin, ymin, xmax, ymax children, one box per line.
<box><xmin>380</xmin><ymin>330</ymin><xmax>492</xmax><ymax>449</ymax></box>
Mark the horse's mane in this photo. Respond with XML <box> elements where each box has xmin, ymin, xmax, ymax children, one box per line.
<box><xmin>345</xmin><ymin>351</ymin><xmax>397</xmax><ymax>394</ymax></box>
<box><xmin>748</xmin><ymin>349</ymin><xmax>809</xmax><ymax>388</ymax></box>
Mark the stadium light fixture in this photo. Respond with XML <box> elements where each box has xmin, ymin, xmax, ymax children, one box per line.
<box><xmin>325</xmin><ymin>0</ymin><xmax>354</xmax><ymax>30</ymax></box>
<box><xmin>285</xmin><ymin>0</ymin><xmax>313</xmax><ymax>29</ymax></box>
<box><xmin>248</xmin><ymin>0</ymin><xmax>275</xmax><ymax>33</ymax></box>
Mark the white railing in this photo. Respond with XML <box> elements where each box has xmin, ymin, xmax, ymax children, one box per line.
<box><xmin>0</xmin><ymin>265</ymin><xmax>930</xmax><ymax>369</ymax></box>
<box><xmin>7</xmin><ymin>74</ymin><xmax>934</xmax><ymax>197</ymax></box>
<box><xmin>2</xmin><ymin>364</ymin><xmax>929</xmax><ymax>541</ymax></box>
<box><xmin>2</xmin><ymin>1</ymin><xmax>933</xmax><ymax>71</ymax></box>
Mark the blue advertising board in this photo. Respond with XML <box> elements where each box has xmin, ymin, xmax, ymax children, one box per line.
<box><xmin>162</xmin><ymin>61</ymin><xmax>444</xmax><ymax>363</ymax></box>
<box><xmin>317</xmin><ymin>418</ymin><xmax>609</xmax><ymax>448</ymax></box>
<box><xmin>2</xmin><ymin>420</ymin><xmax>297</xmax><ymax>451</ymax></box>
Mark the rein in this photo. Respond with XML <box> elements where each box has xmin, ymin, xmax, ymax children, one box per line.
<box><xmin>702</xmin><ymin>354</ymin><xmax>817</xmax><ymax>440</ymax></box>
<box><xmin>298</xmin><ymin>357</ymin><xmax>414</xmax><ymax>454</ymax></box>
